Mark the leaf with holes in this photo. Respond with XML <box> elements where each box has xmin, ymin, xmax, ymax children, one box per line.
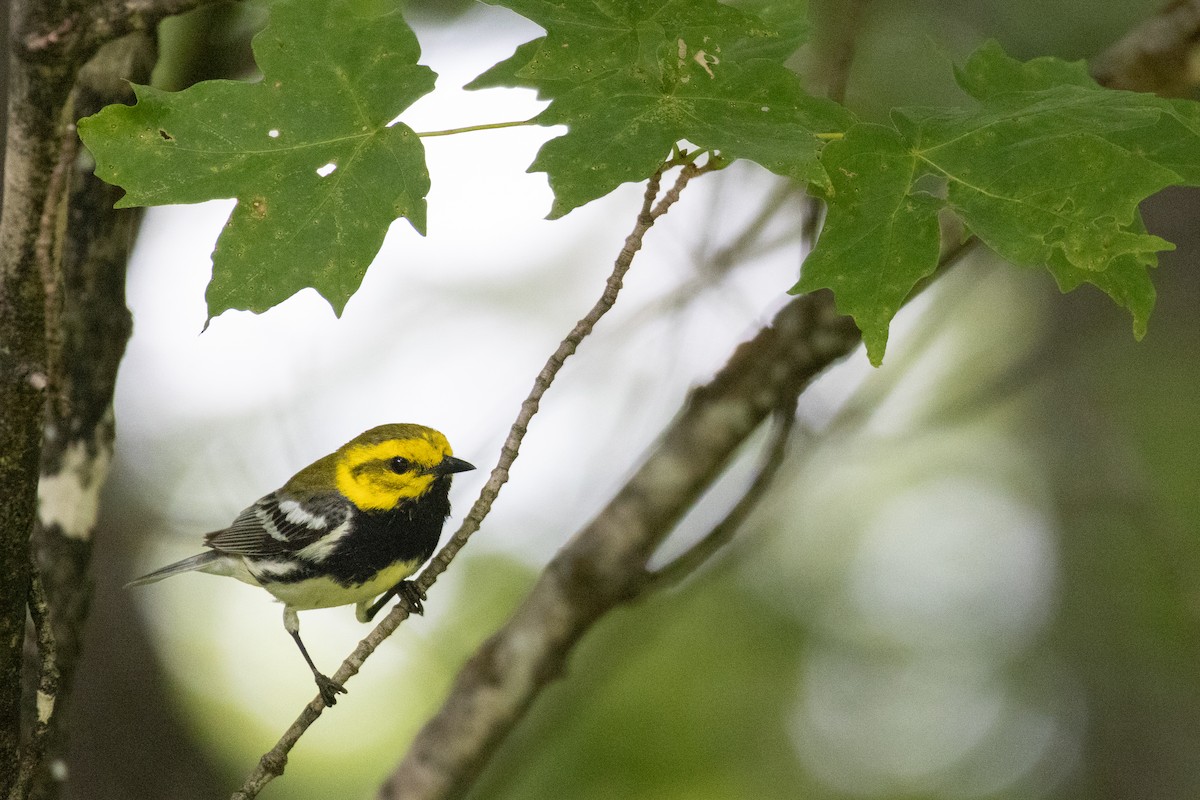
<box><xmin>468</xmin><ymin>0</ymin><xmax>850</xmax><ymax>218</ymax></box>
<box><xmin>78</xmin><ymin>0</ymin><xmax>435</xmax><ymax>318</ymax></box>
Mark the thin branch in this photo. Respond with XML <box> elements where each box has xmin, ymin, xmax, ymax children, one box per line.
<box><xmin>802</xmin><ymin>0</ymin><xmax>869</xmax><ymax>251</ymax></box>
<box><xmin>822</xmin><ymin>0</ymin><xmax>872</xmax><ymax>105</ymax></box>
<box><xmin>641</xmin><ymin>406</ymin><xmax>799</xmax><ymax>593</ymax></box>
<box><xmin>707</xmin><ymin>180</ymin><xmax>802</xmax><ymax>273</ymax></box>
<box><xmin>231</xmin><ymin>155</ymin><xmax>722</xmax><ymax>800</ymax></box>
<box><xmin>8</xmin><ymin>567</ymin><xmax>59</xmax><ymax>800</ymax></box>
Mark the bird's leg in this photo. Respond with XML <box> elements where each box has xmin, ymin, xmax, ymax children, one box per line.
<box><xmin>283</xmin><ymin>607</ymin><xmax>346</xmax><ymax>706</ymax></box>
<box><xmin>361</xmin><ymin>580</ymin><xmax>426</xmax><ymax>623</ymax></box>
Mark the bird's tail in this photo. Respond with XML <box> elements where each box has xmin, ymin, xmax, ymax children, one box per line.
<box><xmin>126</xmin><ymin>551</ymin><xmax>222</xmax><ymax>588</ymax></box>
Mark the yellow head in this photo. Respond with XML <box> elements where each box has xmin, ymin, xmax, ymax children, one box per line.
<box><xmin>289</xmin><ymin>424</ymin><xmax>473</xmax><ymax>511</ymax></box>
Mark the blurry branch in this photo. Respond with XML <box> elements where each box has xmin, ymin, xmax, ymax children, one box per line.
<box><xmin>21</xmin><ymin>1</ymin><xmax>212</xmax><ymax>61</ymax></box>
<box><xmin>10</xmin><ymin>567</ymin><xmax>57</xmax><ymax>800</ymax></box>
<box><xmin>817</xmin><ymin>0</ymin><xmax>871</xmax><ymax>105</ymax></box>
<box><xmin>644</xmin><ymin>407</ymin><xmax>800</xmax><ymax>592</ymax></box>
<box><xmin>377</xmin><ymin>292</ymin><xmax>860</xmax><ymax>800</ymax></box>
<box><xmin>231</xmin><ymin>153</ymin><xmax>724</xmax><ymax>800</ymax></box>
<box><xmin>1091</xmin><ymin>0</ymin><xmax>1200</xmax><ymax>95</ymax></box>
<box><xmin>707</xmin><ymin>181</ymin><xmax>801</xmax><ymax>272</ymax></box>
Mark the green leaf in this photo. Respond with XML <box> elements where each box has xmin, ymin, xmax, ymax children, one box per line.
<box><xmin>469</xmin><ymin>0</ymin><xmax>850</xmax><ymax>217</ymax></box>
<box><xmin>1043</xmin><ymin>212</ymin><xmax>1158</xmax><ymax>340</ymax></box>
<box><xmin>899</xmin><ymin>104</ymin><xmax>1178</xmax><ymax>274</ymax></box>
<box><xmin>954</xmin><ymin>39</ymin><xmax>1095</xmax><ymax>96</ymax></box>
<box><xmin>78</xmin><ymin>0</ymin><xmax>435</xmax><ymax>318</ymax></box>
<box><xmin>469</xmin><ymin>38</ymin><xmax>562</xmax><ymax>98</ymax></box>
<box><xmin>721</xmin><ymin>1</ymin><xmax>808</xmax><ymax>63</ymax></box>
<box><xmin>792</xmin><ymin>124</ymin><xmax>941</xmax><ymax>365</ymax></box>
<box><xmin>798</xmin><ymin>41</ymin><xmax>1200</xmax><ymax>363</ymax></box>
<box><xmin>955</xmin><ymin>42</ymin><xmax>1200</xmax><ymax>183</ymax></box>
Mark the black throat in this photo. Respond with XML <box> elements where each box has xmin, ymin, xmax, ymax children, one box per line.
<box><xmin>289</xmin><ymin>476</ymin><xmax>452</xmax><ymax>587</ymax></box>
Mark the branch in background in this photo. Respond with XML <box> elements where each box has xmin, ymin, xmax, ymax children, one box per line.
<box><xmin>81</xmin><ymin>1</ymin><xmax>212</xmax><ymax>52</ymax></box>
<box><xmin>19</xmin><ymin>1</ymin><xmax>211</xmax><ymax>64</ymax></box>
<box><xmin>643</xmin><ymin>406</ymin><xmax>800</xmax><ymax>593</ymax></box>
<box><xmin>802</xmin><ymin>0</ymin><xmax>869</xmax><ymax>250</ymax></box>
<box><xmin>231</xmin><ymin>154</ymin><xmax>723</xmax><ymax>799</ymax></box>
<box><xmin>10</xmin><ymin>566</ymin><xmax>58</xmax><ymax>800</ymax></box>
<box><xmin>378</xmin><ymin>291</ymin><xmax>860</xmax><ymax>800</ymax></box>
<box><xmin>819</xmin><ymin>0</ymin><xmax>871</xmax><ymax>105</ymax></box>
<box><xmin>1090</xmin><ymin>0</ymin><xmax>1200</xmax><ymax>94</ymax></box>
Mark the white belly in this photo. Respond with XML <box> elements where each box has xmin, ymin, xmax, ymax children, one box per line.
<box><xmin>258</xmin><ymin>558</ymin><xmax>421</xmax><ymax>610</ymax></box>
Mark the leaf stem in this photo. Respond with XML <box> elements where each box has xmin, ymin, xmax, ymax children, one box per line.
<box><xmin>415</xmin><ymin>118</ymin><xmax>538</xmax><ymax>138</ymax></box>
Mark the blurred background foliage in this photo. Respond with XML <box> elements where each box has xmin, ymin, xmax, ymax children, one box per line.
<box><xmin>66</xmin><ymin>0</ymin><xmax>1200</xmax><ymax>798</ymax></box>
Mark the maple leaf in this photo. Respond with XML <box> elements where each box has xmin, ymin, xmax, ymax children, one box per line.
<box><xmin>78</xmin><ymin>0</ymin><xmax>435</xmax><ymax>318</ymax></box>
<box><xmin>796</xmin><ymin>41</ymin><xmax>1200</xmax><ymax>364</ymax></box>
<box><xmin>469</xmin><ymin>0</ymin><xmax>850</xmax><ymax>218</ymax></box>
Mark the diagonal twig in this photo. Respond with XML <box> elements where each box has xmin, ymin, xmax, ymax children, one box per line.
<box><xmin>231</xmin><ymin>154</ymin><xmax>722</xmax><ymax>800</ymax></box>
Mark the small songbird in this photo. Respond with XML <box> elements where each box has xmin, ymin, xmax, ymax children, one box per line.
<box><xmin>127</xmin><ymin>423</ymin><xmax>475</xmax><ymax>705</ymax></box>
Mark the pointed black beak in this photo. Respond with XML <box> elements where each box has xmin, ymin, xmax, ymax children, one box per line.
<box><xmin>435</xmin><ymin>456</ymin><xmax>476</xmax><ymax>476</ymax></box>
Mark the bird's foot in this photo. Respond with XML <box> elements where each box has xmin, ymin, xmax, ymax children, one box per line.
<box><xmin>363</xmin><ymin>580</ymin><xmax>427</xmax><ymax>622</ymax></box>
<box><xmin>397</xmin><ymin>581</ymin><xmax>427</xmax><ymax>616</ymax></box>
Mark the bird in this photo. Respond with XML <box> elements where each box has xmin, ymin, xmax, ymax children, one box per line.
<box><xmin>127</xmin><ymin>423</ymin><xmax>475</xmax><ymax>705</ymax></box>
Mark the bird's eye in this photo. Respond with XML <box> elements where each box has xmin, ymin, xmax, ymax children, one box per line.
<box><xmin>388</xmin><ymin>456</ymin><xmax>413</xmax><ymax>473</ymax></box>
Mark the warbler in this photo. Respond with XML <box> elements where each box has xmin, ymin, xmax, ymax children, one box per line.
<box><xmin>127</xmin><ymin>423</ymin><xmax>475</xmax><ymax>705</ymax></box>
